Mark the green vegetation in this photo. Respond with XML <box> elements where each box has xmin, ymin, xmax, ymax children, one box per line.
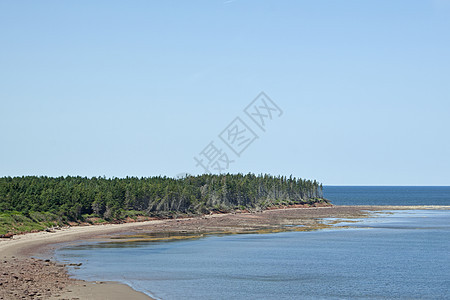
<box><xmin>0</xmin><ymin>211</ymin><xmax>60</xmax><ymax>235</ymax></box>
<box><xmin>0</xmin><ymin>174</ymin><xmax>327</xmax><ymax>234</ymax></box>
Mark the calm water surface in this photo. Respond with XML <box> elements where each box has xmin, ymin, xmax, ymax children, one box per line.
<box><xmin>56</xmin><ymin>187</ymin><xmax>450</xmax><ymax>299</ymax></box>
<box><xmin>324</xmin><ymin>186</ymin><xmax>450</xmax><ymax>206</ymax></box>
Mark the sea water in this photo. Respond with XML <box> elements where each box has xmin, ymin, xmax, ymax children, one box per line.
<box><xmin>56</xmin><ymin>187</ymin><xmax>450</xmax><ymax>299</ymax></box>
<box><xmin>323</xmin><ymin>186</ymin><xmax>450</xmax><ymax>206</ymax></box>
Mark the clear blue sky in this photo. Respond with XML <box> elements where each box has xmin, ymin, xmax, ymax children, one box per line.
<box><xmin>1</xmin><ymin>0</ymin><xmax>449</xmax><ymax>185</ymax></box>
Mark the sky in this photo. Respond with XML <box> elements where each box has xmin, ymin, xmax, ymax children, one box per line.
<box><xmin>1</xmin><ymin>0</ymin><xmax>449</xmax><ymax>185</ymax></box>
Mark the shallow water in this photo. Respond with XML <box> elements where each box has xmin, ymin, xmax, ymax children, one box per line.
<box><xmin>56</xmin><ymin>210</ymin><xmax>450</xmax><ymax>299</ymax></box>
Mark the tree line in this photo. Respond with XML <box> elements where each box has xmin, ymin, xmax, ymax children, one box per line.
<box><xmin>0</xmin><ymin>174</ymin><xmax>326</xmax><ymax>221</ymax></box>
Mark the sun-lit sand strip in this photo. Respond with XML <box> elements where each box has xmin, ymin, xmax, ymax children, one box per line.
<box><xmin>0</xmin><ymin>219</ymin><xmax>171</xmax><ymax>257</ymax></box>
<box><xmin>1</xmin><ymin>205</ymin><xmax>449</xmax><ymax>299</ymax></box>
<box><xmin>0</xmin><ymin>221</ymin><xmax>164</xmax><ymax>299</ymax></box>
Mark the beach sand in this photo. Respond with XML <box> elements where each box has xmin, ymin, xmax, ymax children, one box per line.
<box><xmin>0</xmin><ymin>221</ymin><xmax>161</xmax><ymax>300</ymax></box>
<box><xmin>1</xmin><ymin>205</ymin><xmax>449</xmax><ymax>299</ymax></box>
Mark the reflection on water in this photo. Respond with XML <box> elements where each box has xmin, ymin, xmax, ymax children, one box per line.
<box><xmin>56</xmin><ymin>210</ymin><xmax>450</xmax><ymax>300</ymax></box>
<box><xmin>328</xmin><ymin>210</ymin><xmax>450</xmax><ymax>230</ymax></box>
<box><xmin>70</xmin><ymin>225</ymin><xmax>330</xmax><ymax>250</ymax></box>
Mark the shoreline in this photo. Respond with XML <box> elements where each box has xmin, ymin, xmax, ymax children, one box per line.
<box><xmin>0</xmin><ymin>220</ymin><xmax>161</xmax><ymax>300</ymax></box>
<box><xmin>1</xmin><ymin>205</ymin><xmax>449</xmax><ymax>299</ymax></box>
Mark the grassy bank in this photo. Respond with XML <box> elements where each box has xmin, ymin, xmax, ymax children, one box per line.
<box><xmin>0</xmin><ymin>174</ymin><xmax>329</xmax><ymax>235</ymax></box>
<box><xmin>0</xmin><ymin>211</ymin><xmax>61</xmax><ymax>235</ymax></box>
<box><xmin>0</xmin><ymin>200</ymin><xmax>331</xmax><ymax>236</ymax></box>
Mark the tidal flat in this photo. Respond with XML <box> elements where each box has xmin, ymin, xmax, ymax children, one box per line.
<box><xmin>2</xmin><ymin>205</ymin><xmax>449</xmax><ymax>299</ymax></box>
<box><xmin>58</xmin><ymin>208</ymin><xmax>450</xmax><ymax>300</ymax></box>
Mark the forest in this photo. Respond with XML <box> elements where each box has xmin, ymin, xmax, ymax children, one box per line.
<box><xmin>0</xmin><ymin>174</ymin><xmax>327</xmax><ymax>234</ymax></box>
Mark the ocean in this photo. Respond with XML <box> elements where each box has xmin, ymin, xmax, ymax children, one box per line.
<box><xmin>56</xmin><ymin>187</ymin><xmax>450</xmax><ymax>299</ymax></box>
<box><xmin>323</xmin><ymin>186</ymin><xmax>450</xmax><ymax>206</ymax></box>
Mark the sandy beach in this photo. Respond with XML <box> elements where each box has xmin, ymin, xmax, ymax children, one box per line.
<box><xmin>0</xmin><ymin>221</ymin><xmax>161</xmax><ymax>300</ymax></box>
<box><xmin>1</xmin><ymin>205</ymin><xmax>449</xmax><ymax>300</ymax></box>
